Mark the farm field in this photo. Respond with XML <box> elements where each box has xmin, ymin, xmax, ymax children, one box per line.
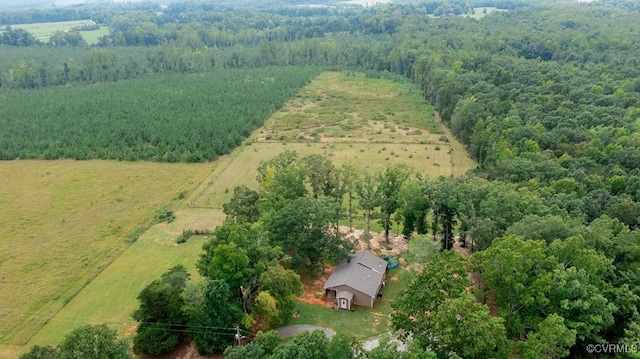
<box><xmin>0</xmin><ymin>161</ymin><xmax>211</xmax><ymax>354</ymax></box>
<box><xmin>2</xmin><ymin>20</ymin><xmax>97</xmax><ymax>42</ymax></box>
<box><xmin>0</xmin><ymin>71</ymin><xmax>474</xmax><ymax>358</ymax></box>
<box><xmin>468</xmin><ymin>7</ymin><xmax>508</xmax><ymax>19</ymax></box>
<box><xmin>189</xmin><ymin>72</ymin><xmax>475</xmax><ymax>209</ymax></box>
<box><xmin>78</xmin><ymin>26</ymin><xmax>110</xmax><ymax>45</ymax></box>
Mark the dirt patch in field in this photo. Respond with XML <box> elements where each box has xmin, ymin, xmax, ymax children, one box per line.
<box><xmin>341</xmin><ymin>226</ymin><xmax>408</xmax><ymax>256</ymax></box>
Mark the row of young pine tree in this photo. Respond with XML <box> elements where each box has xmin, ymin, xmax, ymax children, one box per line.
<box><xmin>0</xmin><ymin>67</ymin><xmax>321</xmax><ymax>162</ymax></box>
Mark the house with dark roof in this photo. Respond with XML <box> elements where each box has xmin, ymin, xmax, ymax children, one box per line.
<box><xmin>324</xmin><ymin>250</ymin><xmax>387</xmax><ymax>310</ymax></box>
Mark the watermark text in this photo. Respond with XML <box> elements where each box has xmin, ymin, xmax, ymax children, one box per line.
<box><xmin>586</xmin><ymin>343</ymin><xmax>638</xmax><ymax>355</ymax></box>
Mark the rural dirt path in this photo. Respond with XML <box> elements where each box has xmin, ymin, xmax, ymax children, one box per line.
<box><xmin>275</xmin><ymin>324</ymin><xmax>336</xmax><ymax>339</ymax></box>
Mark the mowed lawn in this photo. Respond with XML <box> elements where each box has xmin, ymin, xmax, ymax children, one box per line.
<box><xmin>0</xmin><ymin>160</ymin><xmax>211</xmax><ymax>347</ymax></box>
<box><xmin>24</xmin><ymin>228</ymin><xmax>210</xmax><ymax>349</ymax></box>
<box><xmin>79</xmin><ymin>26</ymin><xmax>110</xmax><ymax>45</ymax></box>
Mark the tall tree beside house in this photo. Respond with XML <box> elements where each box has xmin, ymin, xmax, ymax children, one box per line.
<box><xmin>265</xmin><ymin>196</ymin><xmax>350</xmax><ymax>273</ymax></box>
<box><xmin>223</xmin><ymin>185</ymin><xmax>261</xmax><ymax>223</ymax></box>
<box><xmin>355</xmin><ymin>171</ymin><xmax>380</xmax><ymax>244</ymax></box>
<box><xmin>377</xmin><ymin>165</ymin><xmax>410</xmax><ymax>243</ymax></box>
<box><xmin>258</xmin><ymin>265</ymin><xmax>303</xmax><ymax>328</ymax></box>
<box><xmin>186</xmin><ymin>279</ymin><xmax>244</xmax><ymax>355</ymax></box>
<box><xmin>196</xmin><ymin>221</ymin><xmax>288</xmax><ymax>330</ymax></box>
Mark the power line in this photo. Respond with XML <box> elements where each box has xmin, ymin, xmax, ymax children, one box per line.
<box><xmin>0</xmin><ymin>307</ymin><xmax>255</xmax><ymax>337</ymax></box>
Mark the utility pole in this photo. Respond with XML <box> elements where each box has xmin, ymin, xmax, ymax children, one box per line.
<box><xmin>234</xmin><ymin>325</ymin><xmax>242</xmax><ymax>346</ymax></box>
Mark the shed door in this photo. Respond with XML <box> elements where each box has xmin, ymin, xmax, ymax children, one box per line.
<box><xmin>340</xmin><ymin>298</ymin><xmax>348</xmax><ymax>309</ymax></box>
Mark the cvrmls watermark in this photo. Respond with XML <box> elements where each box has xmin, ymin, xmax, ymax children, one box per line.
<box><xmin>586</xmin><ymin>343</ymin><xmax>638</xmax><ymax>354</ymax></box>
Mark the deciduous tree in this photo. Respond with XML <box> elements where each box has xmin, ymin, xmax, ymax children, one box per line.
<box><xmin>223</xmin><ymin>185</ymin><xmax>260</xmax><ymax>223</ymax></box>
<box><xmin>473</xmin><ymin>236</ymin><xmax>556</xmax><ymax>336</ymax></box>
<box><xmin>518</xmin><ymin>314</ymin><xmax>576</xmax><ymax>359</ymax></box>
<box><xmin>265</xmin><ymin>196</ymin><xmax>349</xmax><ymax>272</ymax></box>
<box><xmin>188</xmin><ymin>279</ymin><xmax>244</xmax><ymax>355</ymax></box>
<box><xmin>59</xmin><ymin>324</ymin><xmax>131</xmax><ymax>359</ymax></box>
<box><xmin>377</xmin><ymin>165</ymin><xmax>410</xmax><ymax>243</ymax></box>
<box><xmin>355</xmin><ymin>172</ymin><xmax>380</xmax><ymax>243</ymax></box>
<box><xmin>132</xmin><ymin>265</ymin><xmax>189</xmax><ymax>355</ymax></box>
<box><xmin>392</xmin><ymin>251</ymin><xmax>470</xmax><ymax>347</ymax></box>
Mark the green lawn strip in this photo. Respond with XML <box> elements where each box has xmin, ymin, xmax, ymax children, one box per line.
<box><xmin>25</xmin><ymin>228</ymin><xmax>211</xmax><ymax>349</ymax></box>
<box><xmin>79</xmin><ymin>26</ymin><xmax>110</xmax><ymax>45</ymax></box>
<box><xmin>0</xmin><ymin>161</ymin><xmax>208</xmax><ymax>346</ymax></box>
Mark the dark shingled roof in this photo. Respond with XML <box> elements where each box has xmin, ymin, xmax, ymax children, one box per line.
<box><xmin>324</xmin><ymin>250</ymin><xmax>387</xmax><ymax>298</ymax></box>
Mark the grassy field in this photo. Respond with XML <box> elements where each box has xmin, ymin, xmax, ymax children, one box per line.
<box><xmin>468</xmin><ymin>7</ymin><xmax>508</xmax><ymax>19</ymax></box>
<box><xmin>189</xmin><ymin>72</ymin><xmax>474</xmax><ymax>209</ymax></box>
<box><xmin>79</xmin><ymin>26</ymin><xmax>110</xmax><ymax>45</ymax></box>
<box><xmin>0</xmin><ymin>161</ymin><xmax>211</xmax><ymax>348</ymax></box>
<box><xmin>3</xmin><ymin>20</ymin><xmax>97</xmax><ymax>42</ymax></box>
<box><xmin>0</xmin><ymin>71</ymin><xmax>474</xmax><ymax>358</ymax></box>
<box><xmin>25</xmin><ymin>229</ymin><xmax>209</xmax><ymax>347</ymax></box>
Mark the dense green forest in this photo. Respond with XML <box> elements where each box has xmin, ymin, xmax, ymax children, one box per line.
<box><xmin>0</xmin><ymin>67</ymin><xmax>320</xmax><ymax>161</ymax></box>
<box><xmin>7</xmin><ymin>0</ymin><xmax>640</xmax><ymax>358</ymax></box>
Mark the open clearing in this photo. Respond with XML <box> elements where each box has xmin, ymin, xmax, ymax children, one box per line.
<box><xmin>0</xmin><ymin>161</ymin><xmax>211</xmax><ymax>351</ymax></box>
<box><xmin>190</xmin><ymin>72</ymin><xmax>474</xmax><ymax>209</ymax></box>
<box><xmin>0</xmin><ymin>20</ymin><xmax>109</xmax><ymax>44</ymax></box>
<box><xmin>0</xmin><ymin>71</ymin><xmax>474</xmax><ymax>358</ymax></box>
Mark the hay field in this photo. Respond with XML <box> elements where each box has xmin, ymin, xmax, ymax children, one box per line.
<box><xmin>189</xmin><ymin>71</ymin><xmax>474</xmax><ymax>209</ymax></box>
<box><xmin>0</xmin><ymin>160</ymin><xmax>211</xmax><ymax>347</ymax></box>
<box><xmin>5</xmin><ymin>20</ymin><xmax>96</xmax><ymax>41</ymax></box>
